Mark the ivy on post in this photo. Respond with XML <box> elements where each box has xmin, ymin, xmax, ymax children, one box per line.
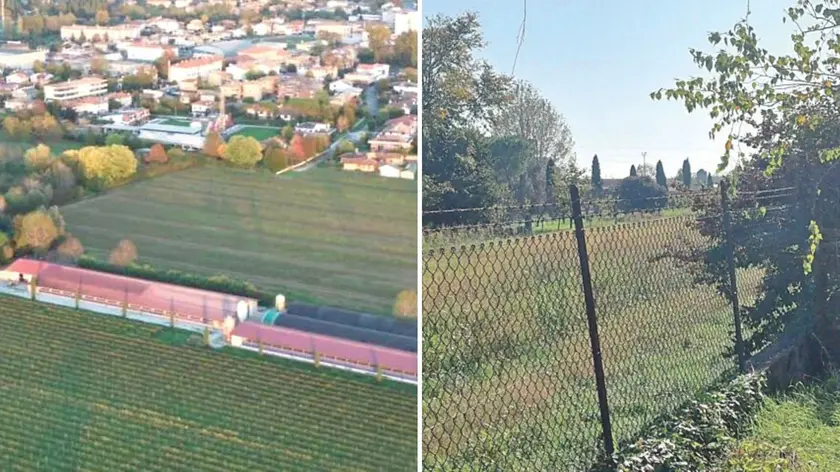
<box><xmin>313</xmin><ymin>351</ymin><xmax>321</xmax><ymax>367</ymax></box>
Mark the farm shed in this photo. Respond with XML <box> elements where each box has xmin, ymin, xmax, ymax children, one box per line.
<box><xmin>230</xmin><ymin>321</ymin><xmax>418</xmax><ymax>378</ymax></box>
<box><xmin>1</xmin><ymin>258</ymin><xmax>259</xmax><ymax>326</ymax></box>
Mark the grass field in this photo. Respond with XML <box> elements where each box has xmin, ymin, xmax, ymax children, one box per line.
<box><xmin>61</xmin><ymin>167</ymin><xmax>417</xmax><ymax>315</ymax></box>
<box><xmin>422</xmin><ymin>215</ymin><xmax>764</xmax><ymax>470</ymax></box>
<box><xmin>231</xmin><ymin>126</ymin><xmax>281</xmax><ymax>141</ymax></box>
<box><xmin>0</xmin><ymin>295</ymin><xmax>416</xmax><ymax>471</ymax></box>
<box><xmin>0</xmin><ymin>133</ymin><xmax>82</xmax><ymax>156</ymax></box>
<box><xmin>159</xmin><ymin>118</ymin><xmax>192</xmax><ymax>127</ymax></box>
<box><xmin>725</xmin><ymin>375</ymin><xmax>840</xmax><ymax>471</ymax></box>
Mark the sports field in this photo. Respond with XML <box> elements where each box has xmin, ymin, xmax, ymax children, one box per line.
<box><xmin>231</xmin><ymin>126</ymin><xmax>281</xmax><ymax>141</ymax></box>
<box><xmin>159</xmin><ymin>118</ymin><xmax>192</xmax><ymax>127</ymax></box>
<box><xmin>0</xmin><ymin>295</ymin><xmax>416</xmax><ymax>471</ymax></box>
<box><xmin>61</xmin><ymin>167</ymin><xmax>417</xmax><ymax>315</ymax></box>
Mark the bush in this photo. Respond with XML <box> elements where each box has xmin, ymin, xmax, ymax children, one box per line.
<box><xmin>592</xmin><ymin>373</ymin><xmax>766</xmax><ymax>471</ymax></box>
<box><xmin>144</xmin><ymin>144</ymin><xmax>169</xmax><ymax>164</ymax></box>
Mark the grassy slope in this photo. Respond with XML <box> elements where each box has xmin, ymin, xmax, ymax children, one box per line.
<box><xmin>423</xmin><ymin>216</ymin><xmax>763</xmax><ymax>470</ymax></box>
<box><xmin>0</xmin><ymin>295</ymin><xmax>416</xmax><ymax>471</ymax></box>
<box><xmin>61</xmin><ymin>167</ymin><xmax>417</xmax><ymax>315</ymax></box>
<box><xmin>726</xmin><ymin>376</ymin><xmax>840</xmax><ymax>471</ymax></box>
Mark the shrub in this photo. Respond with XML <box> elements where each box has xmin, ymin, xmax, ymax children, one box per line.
<box><xmin>592</xmin><ymin>373</ymin><xmax>767</xmax><ymax>471</ymax></box>
<box><xmin>145</xmin><ymin>144</ymin><xmax>169</xmax><ymax>164</ymax></box>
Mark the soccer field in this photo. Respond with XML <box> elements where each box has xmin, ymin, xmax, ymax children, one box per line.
<box><xmin>61</xmin><ymin>167</ymin><xmax>417</xmax><ymax>315</ymax></box>
<box><xmin>0</xmin><ymin>295</ymin><xmax>416</xmax><ymax>471</ymax></box>
<box><xmin>230</xmin><ymin>126</ymin><xmax>281</xmax><ymax>141</ymax></box>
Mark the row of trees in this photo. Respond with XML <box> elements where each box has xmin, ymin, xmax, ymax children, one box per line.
<box><xmin>423</xmin><ymin>13</ymin><xmax>584</xmax><ymax>228</ymax></box>
<box><xmin>362</xmin><ymin>27</ymin><xmax>418</xmax><ymax>68</ymax></box>
<box><xmin>590</xmin><ymin>155</ymin><xmax>715</xmax><ymax>194</ymax></box>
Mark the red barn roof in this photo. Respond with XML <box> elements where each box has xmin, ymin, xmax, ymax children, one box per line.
<box><xmin>3</xmin><ymin>259</ymin><xmax>258</xmax><ymax>324</ymax></box>
<box><xmin>232</xmin><ymin>321</ymin><xmax>417</xmax><ymax>376</ymax></box>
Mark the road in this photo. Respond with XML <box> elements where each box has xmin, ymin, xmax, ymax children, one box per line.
<box><xmin>292</xmin><ymin>130</ymin><xmax>365</xmax><ymax>172</ymax></box>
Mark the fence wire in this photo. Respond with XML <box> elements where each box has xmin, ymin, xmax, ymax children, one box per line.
<box><xmin>422</xmin><ymin>185</ymin><xmax>797</xmax><ymax>471</ymax></box>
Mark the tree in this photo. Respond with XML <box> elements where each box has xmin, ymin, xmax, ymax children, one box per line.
<box><xmin>591</xmin><ymin>155</ymin><xmax>603</xmax><ymax>195</ymax></box>
<box><xmin>393</xmin><ymin>31</ymin><xmax>418</xmax><ymax>67</ymax></box>
<box><xmin>105</xmin><ymin>134</ymin><xmax>125</xmax><ymax>146</ymax></box>
<box><xmin>13</xmin><ymin>209</ymin><xmax>61</xmax><ymax>253</ymax></box>
<box><xmin>66</xmin><ymin>145</ymin><xmax>138</xmax><ymax>189</ymax></box>
<box><xmin>681</xmin><ymin>158</ymin><xmax>691</xmax><ymax>188</ymax></box>
<box><xmin>696</xmin><ymin>168</ymin><xmax>709</xmax><ymax>188</ymax></box>
<box><xmin>655</xmin><ymin>160</ymin><xmax>667</xmax><ymax>188</ymax></box>
<box><xmin>422</xmin><ymin>13</ymin><xmax>513</xmax><ymax>225</ymax></box>
<box><xmin>108</xmin><ymin>239</ymin><xmax>137</xmax><ymax>267</ymax></box>
<box><xmin>366</xmin><ymin>24</ymin><xmax>392</xmax><ymax>62</ymax></box>
<box><xmin>629</xmin><ymin>165</ymin><xmax>637</xmax><ymax>177</ymax></box>
<box><xmin>91</xmin><ymin>56</ymin><xmax>108</xmax><ymax>75</ymax></box>
<box><xmin>615</xmin><ymin>176</ymin><xmax>668</xmax><ymax>214</ymax></box>
<box><xmin>263</xmin><ymin>145</ymin><xmax>289</xmax><ymax>172</ymax></box>
<box><xmin>491</xmin><ymin>79</ymin><xmax>577</xmax><ymax>207</ymax></box>
<box><xmin>222</xmin><ymin>135</ymin><xmax>263</xmax><ymax>168</ymax></box>
<box><xmin>336</xmin><ymin>140</ymin><xmax>355</xmax><ymax>155</ymax></box>
<box><xmin>393</xmin><ymin>289</ymin><xmax>417</xmax><ymax>318</ymax></box>
<box><xmin>651</xmin><ymin>0</ymin><xmax>840</xmax><ymax>354</ymax></box>
<box><xmin>706</xmin><ymin>173</ymin><xmax>714</xmax><ymax>188</ymax></box>
<box><xmin>203</xmin><ymin>131</ymin><xmax>224</xmax><ymax>158</ymax></box>
<box><xmin>24</xmin><ymin>144</ymin><xmax>53</xmax><ymax>171</ymax></box>
<box><xmin>336</xmin><ymin>114</ymin><xmax>350</xmax><ymax>132</ymax></box>
<box><xmin>145</xmin><ymin>144</ymin><xmax>168</xmax><ymax>164</ymax></box>
<box><xmin>55</xmin><ymin>235</ymin><xmax>84</xmax><ymax>263</ymax></box>
<box><xmin>3</xmin><ymin>116</ymin><xmax>21</xmax><ymax>139</ymax></box>
<box><xmin>95</xmin><ymin>9</ymin><xmax>109</xmax><ymax>26</ymax></box>
<box><xmin>288</xmin><ymin>134</ymin><xmax>306</xmax><ymax>161</ymax></box>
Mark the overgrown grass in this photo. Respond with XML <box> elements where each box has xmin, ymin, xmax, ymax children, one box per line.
<box><xmin>61</xmin><ymin>166</ymin><xmax>417</xmax><ymax>315</ymax></box>
<box><xmin>423</xmin><ymin>215</ymin><xmax>763</xmax><ymax>470</ymax></box>
<box><xmin>725</xmin><ymin>375</ymin><xmax>840</xmax><ymax>471</ymax></box>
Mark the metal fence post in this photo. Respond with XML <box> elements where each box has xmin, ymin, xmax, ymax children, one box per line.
<box><xmin>569</xmin><ymin>184</ymin><xmax>614</xmax><ymax>458</ymax></box>
<box><xmin>721</xmin><ymin>179</ymin><xmax>746</xmax><ymax>373</ymax></box>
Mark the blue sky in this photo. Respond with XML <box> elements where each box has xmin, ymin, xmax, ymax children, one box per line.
<box><xmin>423</xmin><ymin>0</ymin><xmax>796</xmax><ymax>178</ymax></box>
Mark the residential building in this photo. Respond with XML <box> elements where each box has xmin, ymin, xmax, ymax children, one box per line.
<box><xmin>29</xmin><ymin>73</ymin><xmax>54</xmax><ymax>86</ymax></box>
<box><xmin>220</xmin><ymin>82</ymin><xmax>243</xmax><ymax>99</ymax></box>
<box><xmin>124</xmin><ymin>43</ymin><xmax>174</xmax><ymax>62</ymax></box>
<box><xmin>64</xmin><ymin>96</ymin><xmax>110</xmax><ymax>115</ymax></box>
<box><xmin>5</xmin><ymin>71</ymin><xmax>28</xmax><ymax>85</ymax></box>
<box><xmin>192</xmin><ymin>101</ymin><xmax>213</xmax><ymax>116</ymax></box>
<box><xmin>108</xmin><ymin>60</ymin><xmax>158</xmax><ymax>77</ymax></box>
<box><xmin>378</xmin><ymin>164</ymin><xmax>401</xmax><ymax>178</ymax></box>
<box><xmin>168</xmin><ymin>56</ymin><xmax>223</xmax><ymax>83</ymax></box>
<box><xmin>108</xmin><ymin>92</ymin><xmax>133</xmax><ymax>107</ymax></box>
<box><xmin>242</xmin><ymin>81</ymin><xmax>265</xmax><ymax>101</ymax></box>
<box><xmin>312</xmin><ymin>20</ymin><xmax>352</xmax><ymax>38</ymax></box>
<box><xmin>0</xmin><ymin>46</ymin><xmax>47</xmax><ymax>69</ymax></box>
<box><xmin>340</xmin><ymin>155</ymin><xmax>378</xmax><ymax>172</ymax></box>
<box><xmin>60</xmin><ymin>24</ymin><xmax>143</xmax><ymax>41</ymax></box>
<box><xmin>44</xmin><ymin>77</ymin><xmax>108</xmax><ymax>102</ymax></box>
<box><xmin>103</xmin><ymin>107</ymin><xmax>150</xmax><ymax>125</ymax></box>
<box><xmin>400</xmin><ymin>162</ymin><xmax>417</xmax><ymax>180</ymax></box>
<box><xmin>295</xmin><ymin>122</ymin><xmax>332</xmax><ymax>134</ymax></box>
<box><xmin>394</xmin><ymin>10</ymin><xmax>419</xmax><ymax>35</ymax></box>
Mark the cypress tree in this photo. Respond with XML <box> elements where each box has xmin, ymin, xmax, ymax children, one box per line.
<box><xmin>630</xmin><ymin>164</ymin><xmax>637</xmax><ymax>177</ymax></box>
<box><xmin>707</xmin><ymin>173</ymin><xmax>714</xmax><ymax>187</ymax></box>
<box><xmin>655</xmin><ymin>160</ymin><xmax>667</xmax><ymax>187</ymax></box>
<box><xmin>682</xmin><ymin>158</ymin><xmax>692</xmax><ymax>188</ymax></box>
<box><xmin>591</xmin><ymin>155</ymin><xmax>603</xmax><ymax>195</ymax></box>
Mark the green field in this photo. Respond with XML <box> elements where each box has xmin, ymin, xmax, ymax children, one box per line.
<box><xmin>423</xmin><ymin>216</ymin><xmax>763</xmax><ymax>470</ymax></box>
<box><xmin>0</xmin><ymin>295</ymin><xmax>416</xmax><ymax>471</ymax></box>
<box><xmin>159</xmin><ymin>118</ymin><xmax>193</xmax><ymax>127</ymax></box>
<box><xmin>61</xmin><ymin>167</ymin><xmax>417</xmax><ymax>315</ymax></box>
<box><xmin>726</xmin><ymin>375</ymin><xmax>840</xmax><ymax>471</ymax></box>
<box><xmin>231</xmin><ymin>126</ymin><xmax>281</xmax><ymax>141</ymax></box>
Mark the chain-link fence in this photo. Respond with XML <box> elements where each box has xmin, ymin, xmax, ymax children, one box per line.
<box><xmin>422</xmin><ymin>182</ymin><xmax>796</xmax><ymax>471</ymax></box>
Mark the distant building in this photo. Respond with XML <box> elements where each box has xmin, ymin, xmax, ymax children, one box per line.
<box><xmin>295</xmin><ymin>122</ymin><xmax>332</xmax><ymax>134</ymax></box>
<box><xmin>44</xmin><ymin>77</ymin><xmax>108</xmax><ymax>102</ymax></box>
<box><xmin>393</xmin><ymin>11</ymin><xmax>419</xmax><ymax>35</ymax></box>
<box><xmin>60</xmin><ymin>24</ymin><xmax>142</xmax><ymax>42</ymax></box>
<box><xmin>169</xmin><ymin>56</ymin><xmax>223</xmax><ymax>83</ymax></box>
<box><xmin>0</xmin><ymin>45</ymin><xmax>47</xmax><ymax>69</ymax></box>
<box><xmin>124</xmin><ymin>43</ymin><xmax>175</xmax><ymax>62</ymax></box>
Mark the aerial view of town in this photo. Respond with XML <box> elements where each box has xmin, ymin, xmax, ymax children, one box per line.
<box><xmin>0</xmin><ymin>0</ymin><xmax>418</xmax><ymax>469</ymax></box>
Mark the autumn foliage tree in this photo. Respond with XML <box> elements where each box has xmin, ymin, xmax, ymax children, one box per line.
<box><xmin>108</xmin><ymin>239</ymin><xmax>137</xmax><ymax>267</ymax></box>
<box><xmin>145</xmin><ymin>144</ymin><xmax>169</xmax><ymax>164</ymax></box>
<box><xmin>222</xmin><ymin>135</ymin><xmax>263</xmax><ymax>168</ymax></box>
<box><xmin>203</xmin><ymin>131</ymin><xmax>225</xmax><ymax>158</ymax></box>
<box><xmin>64</xmin><ymin>145</ymin><xmax>138</xmax><ymax>189</ymax></box>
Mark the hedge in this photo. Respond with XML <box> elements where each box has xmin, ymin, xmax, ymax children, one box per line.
<box><xmin>76</xmin><ymin>256</ymin><xmax>275</xmax><ymax>306</ymax></box>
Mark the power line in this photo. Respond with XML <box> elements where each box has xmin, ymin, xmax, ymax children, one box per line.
<box><xmin>511</xmin><ymin>0</ymin><xmax>527</xmax><ymax>76</ymax></box>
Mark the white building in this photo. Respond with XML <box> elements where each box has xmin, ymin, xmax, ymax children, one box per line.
<box><xmin>394</xmin><ymin>11</ymin><xmax>419</xmax><ymax>35</ymax></box>
<box><xmin>124</xmin><ymin>43</ymin><xmax>172</xmax><ymax>62</ymax></box>
<box><xmin>61</xmin><ymin>24</ymin><xmax>143</xmax><ymax>42</ymax></box>
<box><xmin>378</xmin><ymin>164</ymin><xmax>401</xmax><ymax>179</ymax></box>
<box><xmin>44</xmin><ymin>77</ymin><xmax>109</xmax><ymax>102</ymax></box>
<box><xmin>0</xmin><ymin>47</ymin><xmax>47</xmax><ymax>69</ymax></box>
<box><xmin>295</xmin><ymin>122</ymin><xmax>332</xmax><ymax>134</ymax></box>
<box><xmin>169</xmin><ymin>56</ymin><xmax>223</xmax><ymax>83</ymax></box>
